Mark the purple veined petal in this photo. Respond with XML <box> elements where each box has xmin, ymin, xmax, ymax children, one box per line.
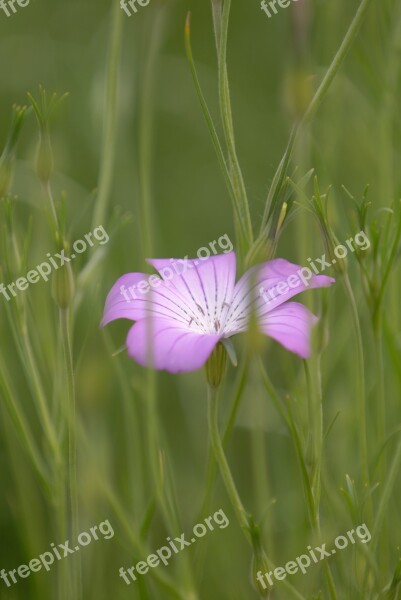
<box><xmin>147</xmin><ymin>252</ymin><xmax>237</xmax><ymax>334</ymax></box>
<box><xmin>101</xmin><ymin>273</ymin><xmax>149</xmax><ymax>326</ymax></box>
<box><xmin>224</xmin><ymin>258</ymin><xmax>335</xmax><ymax>335</ymax></box>
<box><xmin>101</xmin><ymin>272</ymin><xmax>208</xmax><ymax>329</ymax></box>
<box><xmin>126</xmin><ymin>318</ymin><xmax>221</xmax><ymax>373</ymax></box>
<box><xmin>259</xmin><ymin>301</ymin><xmax>318</xmax><ymax>359</ymax></box>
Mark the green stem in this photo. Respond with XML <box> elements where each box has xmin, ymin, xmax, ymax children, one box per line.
<box><xmin>207</xmin><ymin>384</ymin><xmax>251</xmax><ymax>539</ymax></box>
<box><xmin>43</xmin><ymin>179</ymin><xmax>60</xmax><ymax>236</ymax></box>
<box><xmin>374</xmin><ymin>327</ymin><xmax>386</xmax><ymax>453</ymax></box>
<box><xmin>185</xmin><ymin>14</ymin><xmax>247</xmax><ymax>251</ymax></box>
<box><xmin>207</xmin><ymin>385</ymin><xmax>306</xmax><ymax>600</ymax></box>
<box><xmin>21</xmin><ymin>329</ymin><xmax>61</xmax><ymax>464</ymax></box>
<box><xmin>198</xmin><ymin>359</ymin><xmax>249</xmax><ymax>521</ymax></box>
<box><xmin>60</xmin><ymin>307</ymin><xmax>81</xmax><ymax>600</ymax></box>
<box><xmin>87</xmin><ymin>443</ymin><xmax>188</xmax><ymax>600</ymax></box>
<box><xmin>342</xmin><ymin>275</ymin><xmax>370</xmax><ymax>509</ymax></box>
<box><xmin>305</xmin><ymin>358</ymin><xmax>337</xmax><ymax>600</ymax></box>
<box><xmin>372</xmin><ymin>433</ymin><xmax>401</xmax><ymax>543</ymax></box>
<box><xmin>217</xmin><ymin>0</ymin><xmax>253</xmax><ymax>248</ymax></box>
<box><xmin>138</xmin><ymin>9</ymin><xmax>166</xmax><ymax>259</ymax></box>
<box><xmin>260</xmin><ymin>0</ymin><xmax>375</xmax><ymax>232</ymax></box>
<box><xmin>0</xmin><ymin>360</ymin><xmax>49</xmax><ymax>489</ymax></box>
<box><xmin>92</xmin><ymin>0</ymin><xmax>124</xmax><ymax>229</ymax></box>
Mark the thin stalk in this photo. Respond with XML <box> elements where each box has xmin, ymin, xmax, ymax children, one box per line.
<box><xmin>138</xmin><ymin>8</ymin><xmax>166</xmax><ymax>260</ymax></box>
<box><xmin>198</xmin><ymin>359</ymin><xmax>249</xmax><ymax>521</ymax></box>
<box><xmin>92</xmin><ymin>0</ymin><xmax>124</xmax><ymax>228</ymax></box>
<box><xmin>43</xmin><ymin>180</ymin><xmax>60</xmax><ymax>236</ymax></box>
<box><xmin>103</xmin><ymin>330</ymin><xmax>144</xmax><ymax>509</ymax></box>
<box><xmin>207</xmin><ymin>384</ymin><xmax>251</xmax><ymax>538</ymax></box>
<box><xmin>95</xmin><ymin>462</ymin><xmax>188</xmax><ymax>600</ymax></box>
<box><xmin>361</xmin><ymin>433</ymin><xmax>401</xmax><ymax>596</ymax></box>
<box><xmin>259</xmin><ymin>0</ymin><xmax>375</xmax><ymax>232</ymax></box>
<box><xmin>304</xmin><ymin>359</ymin><xmax>337</xmax><ymax>600</ymax></box>
<box><xmin>372</xmin><ymin>433</ymin><xmax>401</xmax><ymax>544</ymax></box>
<box><xmin>55</xmin><ymin>457</ymin><xmax>70</xmax><ymax>600</ymax></box>
<box><xmin>0</xmin><ymin>360</ymin><xmax>49</xmax><ymax>488</ymax></box>
<box><xmin>4</xmin><ymin>295</ymin><xmax>60</xmax><ymax>463</ymax></box>
<box><xmin>21</xmin><ymin>328</ymin><xmax>61</xmax><ymax>464</ymax></box>
<box><xmin>374</xmin><ymin>327</ymin><xmax>386</xmax><ymax>454</ymax></box>
<box><xmin>185</xmin><ymin>14</ymin><xmax>247</xmax><ymax>251</ymax></box>
<box><xmin>60</xmin><ymin>307</ymin><xmax>81</xmax><ymax>600</ymax></box>
<box><xmin>140</xmin><ymin>11</ymin><xmax>198</xmax><ymax>597</ymax></box>
<box><xmin>342</xmin><ymin>275</ymin><xmax>370</xmax><ymax>512</ymax></box>
<box><xmin>207</xmin><ymin>384</ymin><xmax>307</xmax><ymax>600</ymax></box>
<box><xmin>217</xmin><ymin>0</ymin><xmax>253</xmax><ymax>247</ymax></box>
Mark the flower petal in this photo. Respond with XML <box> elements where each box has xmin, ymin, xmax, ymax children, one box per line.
<box><xmin>224</xmin><ymin>259</ymin><xmax>334</xmax><ymax>334</ymax></box>
<box><xmin>259</xmin><ymin>302</ymin><xmax>318</xmax><ymax>359</ymax></box>
<box><xmin>147</xmin><ymin>252</ymin><xmax>237</xmax><ymax>333</ymax></box>
<box><xmin>101</xmin><ymin>272</ymin><xmax>211</xmax><ymax>328</ymax></box>
<box><xmin>126</xmin><ymin>318</ymin><xmax>221</xmax><ymax>373</ymax></box>
<box><xmin>101</xmin><ymin>273</ymin><xmax>149</xmax><ymax>326</ymax></box>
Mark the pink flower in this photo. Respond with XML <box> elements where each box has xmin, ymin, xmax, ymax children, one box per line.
<box><xmin>101</xmin><ymin>252</ymin><xmax>335</xmax><ymax>373</ymax></box>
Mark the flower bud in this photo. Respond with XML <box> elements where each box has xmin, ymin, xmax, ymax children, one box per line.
<box><xmin>205</xmin><ymin>342</ymin><xmax>227</xmax><ymax>388</ymax></box>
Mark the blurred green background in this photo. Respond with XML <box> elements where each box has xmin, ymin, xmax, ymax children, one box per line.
<box><xmin>0</xmin><ymin>0</ymin><xmax>400</xmax><ymax>598</ymax></box>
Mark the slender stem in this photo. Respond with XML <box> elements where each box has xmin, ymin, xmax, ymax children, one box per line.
<box><xmin>60</xmin><ymin>307</ymin><xmax>81</xmax><ymax>600</ymax></box>
<box><xmin>198</xmin><ymin>359</ymin><xmax>249</xmax><ymax>521</ymax></box>
<box><xmin>139</xmin><ymin>12</ymin><xmax>198</xmax><ymax>597</ymax></box>
<box><xmin>260</xmin><ymin>0</ymin><xmax>375</xmax><ymax>231</ymax></box>
<box><xmin>342</xmin><ymin>275</ymin><xmax>371</xmax><ymax>511</ymax></box>
<box><xmin>374</xmin><ymin>327</ymin><xmax>386</xmax><ymax>453</ymax></box>
<box><xmin>372</xmin><ymin>434</ymin><xmax>401</xmax><ymax>543</ymax></box>
<box><xmin>55</xmin><ymin>458</ymin><xmax>70</xmax><ymax>600</ymax></box>
<box><xmin>92</xmin><ymin>0</ymin><xmax>124</xmax><ymax>228</ymax></box>
<box><xmin>0</xmin><ymin>360</ymin><xmax>49</xmax><ymax>488</ymax></box>
<box><xmin>82</xmin><ymin>429</ymin><xmax>188</xmax><ymax>600</ymax></box>
<box><xmin>304</xmin><ymin>358</ymin><xmax>337</xmax><ymax>600</ymax></box>
<box><xmin>21</xmin><ymin>329</ymin><xmax>61</xmax><ymax>464</ymax></box>
<box><xmin>218</xmin><ymin>0</ymin><xmax>253</xmax><ymax>248</ymax></box>
<box><xmin>185</xmin><ymin>14</ymin><xmax>247</xmax><ymax>250</ymax></box>
<box><xmin>301</xmin><ymin>0</ymin><xmax>374</xmax><ymax>127</ymax></box>
<box><xmin>43</xmin><ymin>179</ymin><xmax>60</xmax><ymax>236</ymax></box>
<box><xmin>207</xmin><ymin>384</ymin><xmax>251</xmax><ymax>538</ymax></box>
<box><xmin>207</xmin><ymin>384</ymin><xmax>307</xmax><ymax>600</ymax></box>
<box><xmin>138</xmin><ymin>9</ymin><xmax>166</xmax><ymax>259</ymax></box>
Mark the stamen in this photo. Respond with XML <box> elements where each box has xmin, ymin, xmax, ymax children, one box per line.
<box><xmin>196</xmin><ymin>303</ymin><xmax>205</xmax><ymax>316</ymax></box>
